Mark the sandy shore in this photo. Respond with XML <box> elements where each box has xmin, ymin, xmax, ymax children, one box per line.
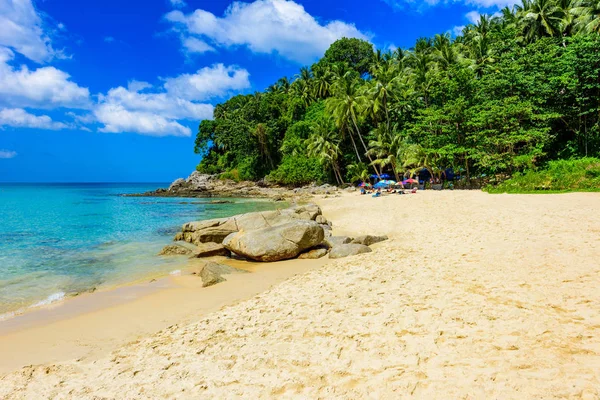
<box><xmin>2</xmin><ymin>190</ymin><xmax>600</xmax><ymax>398</ymax></box>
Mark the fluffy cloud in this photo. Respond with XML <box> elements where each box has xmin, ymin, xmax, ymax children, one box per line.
<box><xmin>0</xmin><ymin>47</ymin><xmax>90</xmax><ymax>109</ymax></box>
<box><xmin>182</xmin><ymin>37</ymin><xmax>215</xmax><ymax>54</ymax></box>
<box><xmin>94</xmin><ymin>64</ymin><xmax>249</xmax><ymax>137</ymax></box>
<box><xmin>163</xmin><ymin>64</ymin><xmax>250</xmax><ymax>101</ymax></box>
<box><xmin>94</xmin><ymin>105</ymin><xmax>193</xmax><ymax>137</ymax></box>
<box><xmin>0</xmin><ymin>0</ymin><xmax>56</xmax><ymax>63</ymax></box>
<box><xmin>0</xmin><ymin>107</ymin><xmax>67</xmax><ymax>129</ymax></box>
<box><xmin>165</xmin><ymin>0</ymin><xmax>370</xmax><ymax>64</ymax></box>
<box><xmin>0</xmin><ymin>149</ymin><xmax>17</xmax><ymax>159</ymax></box>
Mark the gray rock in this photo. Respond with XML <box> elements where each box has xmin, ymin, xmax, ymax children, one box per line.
<box><xmin>158</xmin><ymin>241</ymin><xmax>198</xmax><ymax>256</ymax></box>
<box><xmin>298</xmin><ymin>247</ymin><xmax>329</xmax><ymax>259</ymax></box>
<box><xmin>325</xmin><ymin>236</ymin><xmax>353</xmax><ymax>248</ymax></box>
<box><xmin>198</xmin><ymin>262</ymin><xmax>247</xmax><ymax>287</ymax></box>
<box><xmin>223</xmin><ymin>220</ymin><xmax>324</xmax><ymax>262</ymax></box>
<box><xmin>192</xmin><ymin>242</ymin><xmax>230</xmax><ymax>258</ymax></box>
<box><xmin>168</xmin><ymin>178</ymin><xmax>187</xmax><ymax>192</ymax></box>
<box><xmin>351</xmin><ymin>235</ymin><xmax>389</xmax><ymax>246</ymax></box>
<box><xmin>329</xmin><ymin>244</ymin><xmax>372</xmax><ymax>259</ymax></box>
<box><xmin>315</xmin><ymin>215</ymin><xmax>327</xmax><ymax>224</ymax></box>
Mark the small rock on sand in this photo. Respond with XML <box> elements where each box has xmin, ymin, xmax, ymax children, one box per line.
<box><xmin>191</xmin><ymin>242</ymin><xmax>230</xmax><ymax>258</ymax></box>
<box><xmin>325</xmin><ymin>236</ymin><xmax>353</xmax><ymax>248</ymax></box>
<box><xmin>298</xmin><ymin>247</ymin><xmax>329</xmax><ymax>259</ymax></box>
<box><xmin>329</xmin><ymin>244</ymin><xmax>372</xmax><ymax>259</ymax></box>
<box><xmin>199</xmin><ymin>262</ymin><xmax>247</xmax><ymax>287</ymax></box>
<box><xmin>351</xmin><ymin>235</ymin><xmax>389</xmax><ymax>246</ymax></box>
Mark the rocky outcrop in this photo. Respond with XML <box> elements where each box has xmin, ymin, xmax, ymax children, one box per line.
<box><xmin>351</xmin><ymin>235</ymin><xmax>389</xmax><ymax>246</ymax></box>
<box><xmin>329</xmin><ymin>244</ymin><xmax>372</xmax><ymax>259</ymax></box>
<box><xmin>198</xmin><ymin>261</ymin><xmax>248</xmax><ymax>287</ymax></box>
<box><xmin>129</xmin><ymin>171</ymin><xmax>341</xmax><ymax>199</ymax></box>
<box><xmin>223</xmin><ymin>221</ymin><xmax>324</xmax><ymax>262</ymax></box>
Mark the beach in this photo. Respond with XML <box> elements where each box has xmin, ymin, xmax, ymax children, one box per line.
<box><xmin>1</xmin><ymin>190</ymin><xmax>600</xmax><ymax>398</ymax></box>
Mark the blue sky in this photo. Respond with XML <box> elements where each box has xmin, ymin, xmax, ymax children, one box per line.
<box><xmin>0</xmin><ymin>0</ymin><xmax>509</xmax><ymax>182</ymax></box>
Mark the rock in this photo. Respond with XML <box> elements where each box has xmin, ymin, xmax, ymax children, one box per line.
<box><xmin>315</xmin><ymin>215</ymin><xmax>327</xmax><ymax>224</ymax></box>
<box><xmin>158</xmin><ymin>241</ymin><xmax>197</xmax><ymax>256</ymax></box>
<box><xmin>223</xmin><ymin>221</ymin><xmax>324</xmax><ymax>262</ymax></box>
<box><xmin>191</xmin><ymin>242</ymin><xmax>230</xmax><ymax>258</ymax></box>
<box><xmin>351</xmin><ymin>235</ymin><xmax>389</xmax><ymax>246</ymax></box>
<box><xmin>329</xmin><ymin>244</ymin><xmax>372</xmax><ymax>259</ymax></box>
<box><xmin>209</xmin><ymin>200</ymin><xmax>233</xmax><ymax>204</ymax></box>
<box><xmin>168</xmin><ymin>178</ymin><xmax>186</xmax><ymax>192</ymax></box>
<box><xmin>199</xmin><ymin>262</ymin><xmax>247</xmax><ymax>287</ymax></box>
<box><xmin>325</xmin><ymin>236</ymin><xmax>353</xmax><ymax>248</ymax></box>
<box><xmin>298</xmin><ymin>247</ymin><xmax>329</xmax><ymax>259</ymax></box>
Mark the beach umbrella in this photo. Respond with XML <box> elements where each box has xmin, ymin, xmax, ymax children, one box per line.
<box><xmin>358</xmin><ymin>182</ymin><xmax>371</xmax><ymax>187</ymax></box>
<box><xmin>373</xmin><ymin>181</ymin><xmax>389</xmax><ymax>189</ymax></box>
<box><xmin>402</xmin><ymin>179</ymin><xmax>418</xmax><ymax>184</ymax></box>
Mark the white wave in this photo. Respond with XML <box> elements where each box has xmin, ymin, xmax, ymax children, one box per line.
<box><xmin>30</xmin><ymin>291</ymin><xmax>66</xmax><ymax>308</ymax></box>
<box><xmin>169</xmin><ymin>270</ymin><xmax>181</xmax><ymax>276</ymax></box>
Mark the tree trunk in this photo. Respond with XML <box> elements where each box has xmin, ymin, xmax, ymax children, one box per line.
<box><xmin>351</xmin><ymin>112</ymin><xmax>381</xmax><ymax>178</ymax></box>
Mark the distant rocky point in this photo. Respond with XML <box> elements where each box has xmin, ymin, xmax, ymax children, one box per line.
<box><xmin>128</xmin><ymin>171</ymin><xmax>346</xmax><ymax>200</ymax></box>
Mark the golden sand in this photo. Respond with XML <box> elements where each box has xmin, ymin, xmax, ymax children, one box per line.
<box><xmin>1</xmin><ymin>191</ymin><xmax>599</xmax><ymax>398</ymax></box>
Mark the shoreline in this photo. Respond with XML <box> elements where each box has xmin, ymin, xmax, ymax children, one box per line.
<box><xmin>0</xmin><ymin>254</ymin><xmax>329</xmax><ymax>374</ymax></box>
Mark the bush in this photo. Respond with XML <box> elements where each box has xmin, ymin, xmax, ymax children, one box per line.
<box><xmin>485</xmin><ymin>158</ymin><xmax>600</xmax><ymax>193</ymax></box>
<box><xmin>267</xmin><ymin>156</ymin><xmax>326</xmax><ymax>186</ymax></box>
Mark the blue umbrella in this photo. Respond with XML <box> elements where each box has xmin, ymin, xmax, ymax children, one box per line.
<box><xmin>373</xmin><ymin>181</ymin><xmax>389</xmax><ymax>189</ymax></box>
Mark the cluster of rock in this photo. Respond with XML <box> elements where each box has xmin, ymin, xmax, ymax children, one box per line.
<box><xmin>131</xmin><ymin>171</ymin><xmax>342</xmax><ymax>200</ymax></box>
<box><xmin>159</xmin><ymin>204</ymin><xmax>387</xmax><ymax>286</ymax></box>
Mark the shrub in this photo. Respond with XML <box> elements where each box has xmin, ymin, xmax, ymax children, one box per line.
<box><xmin>485</xmin><ymin>158</ymin><xmax>600</xmax><ymax>193</ymax></box>
<box><xmin>267</xmin><ymin>156</ymin><xmax>326</xmax><ymax>186</ymax></box>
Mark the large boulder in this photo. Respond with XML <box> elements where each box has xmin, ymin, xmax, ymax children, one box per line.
<box><xmin>325</xmin><ymin>236</ymin><xmax>353</xmax><ymax>248</ymax></box>
<box><xmin>223</xmin><ymin>221</ymin><xmax>324</xmax><ymax>262</ymax></box>
<box><xmin>351</xmin><ymin>235</ymin><xmax>389</xmax><ymax>246</ymax></box>
<box><xmin>192</xmin><ymin>242</ymin><xmax>230</xmax><ymax>258</ymax></box>
<box><xmin>177</xmin><ymin>204</ymin><xmax>323</xmax><ymax>246</ymax></box>
<box><xmin>329</xmin><ymin>244</ymin><xmax>372</xmax><ymax>259</ymax></box>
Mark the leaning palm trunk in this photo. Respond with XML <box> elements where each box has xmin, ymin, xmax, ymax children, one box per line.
<box><xmin>351</xmin><ymin>113</ymin><xmax>381</xmax><ymax>178</ymax></box>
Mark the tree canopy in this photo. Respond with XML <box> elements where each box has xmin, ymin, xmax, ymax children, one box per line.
<box><xmin>194</xmin><ymin>2</ymin><xmax>600</xmax><ymax>187</ymax></box>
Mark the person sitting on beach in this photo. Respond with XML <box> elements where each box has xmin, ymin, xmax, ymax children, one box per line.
<box><xmin>360</xmin><ymin>188</ymin><xmax>366</xmax><ymax>195</ymax></box>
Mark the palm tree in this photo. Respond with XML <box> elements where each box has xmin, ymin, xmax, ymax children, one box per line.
<box><xmin>406</xmin><ymin>38</ymin><xmax>434</xmax><ymax>107</ymax></box>
<box><xmin>367</xmin><ymin>125</ymin><xmax>406</xmax><ymax>181</ymax></box>
<box><xmin>433</xmin><ymin>33</ymin><xmax>460</xmax><ymax>70</ymax></box>
<box><xmin>306</xmin><ymin>119</ymin><xmax>344</xmax><ymax>184</ymax></box>
<box><xmin>519</xmin><ymin>0</ymin><xmax>564</xmax><ymax>41</ymax></box>
<box><xmin>572</xmin><ymin>0</ymin><xmax>600</xmax><ymax>33</ymax></box>
<box><xmin>326</xmin><ymin>71</ymin><xmax>381</xmax><ymax>177</ymax></box>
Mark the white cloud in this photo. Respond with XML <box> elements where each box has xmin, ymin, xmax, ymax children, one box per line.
<box><xmin>104</xmin><ymin>36</ymin><xmax>115</xmax><ymax>43</ymax></box>
<box><xmin>465</xmin><ymin>10</ymin><xmax>481</xmax><ymax>23</ymax></box>
<box><xmin>95</xmin><ymin>105</ymin><xmax>193</xmax><ymax>137</ymax></box>
<box><xmin>163</xmin><ymin>63</ymin><xmax>250</xmax><ymax>101</ymax></box>
<box><xmin>182</xmin><ymin>37</ymin><xmax>215</xmax><ymax>54</ymax></box>
<box><xmin>0</xmin><ymin>47</ymin><xmax>91</xmax><ymax>109</ymax></box>
<box><xmin>0</xmin><ymin>107</ymin><xmax>67</xmax><ymax>129</ymax></box>
<box><xmin>0</xmin><ymin>0</ymin><xmax>57</xmax><ymax>63</ymax></box>
<box><xmin>0</xmin><ymin>149</ymin><xmax>17</xmax><ymax>159</ymax></box>
<box><xmin>165</xmin><ymin>0</ymin><xmax>370</xmax><ymax>64</ymax></box>
<box><xmin>452</xmin><ymin>25</ymin><xmax>466</xmax><ymax>36</ymax></box>
<box><xmin>465</xmin><ymin>0</ymin><xmax>519</xmax><ymax>7</ymax></box>
<box><xmin>93</xmin><ymin>64</ymin><xmax>249</xmax><ymax>137</ymax></box>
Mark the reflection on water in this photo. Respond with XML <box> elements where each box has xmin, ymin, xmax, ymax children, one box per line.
<box><xmin>0</xmin><ymin>183</ymin><xmax>282</xmax><ymax>316</ymax></box>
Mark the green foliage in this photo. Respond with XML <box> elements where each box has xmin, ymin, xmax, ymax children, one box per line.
<box><xmin>267</xmin><ymin>156</ymin><xmax>326</xmax><ymax>186</ymax></box>
<box><xmin>193</xmin><ymin>3</ymin><xmax>600</xmax><ymax>189</ymax></box>
<box><xmin>319</xmin><ymin>37</ymin><xmax>375</xmax><ymax>75</ymax></box>
<box><xmin>485</xmin><ymin>158</ymin><xmax>600</xmax><ymax>192</ymax></box>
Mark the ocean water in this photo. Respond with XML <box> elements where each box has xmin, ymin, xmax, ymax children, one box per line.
<box><xmin>0</xmin><ymin>183</ymin><xmax>280</xmax><ymax>318</ymax></box>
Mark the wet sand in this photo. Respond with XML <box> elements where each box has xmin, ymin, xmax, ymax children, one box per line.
<box><xmin>1</xmin><ymin>191</ymin><xmax>600</xmax><ymax>398</ymax></box>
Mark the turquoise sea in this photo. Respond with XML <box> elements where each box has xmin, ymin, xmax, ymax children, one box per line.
<box><xmin>0</xmin><ymin>183</ymin><xmax>278</xmax><ymax>318</ymax></box>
